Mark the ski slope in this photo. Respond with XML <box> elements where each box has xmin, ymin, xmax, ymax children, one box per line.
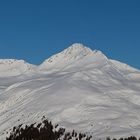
<box><xmin>0</xmin><ymin>43</ymin><xmax>140</xmax><ymax>139</ymax></box>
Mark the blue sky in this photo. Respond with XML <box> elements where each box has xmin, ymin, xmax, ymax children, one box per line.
<box><xmin>0</xmin><ymin>0</ymin><xmax>140</xmax><ymax>69</ymax></box>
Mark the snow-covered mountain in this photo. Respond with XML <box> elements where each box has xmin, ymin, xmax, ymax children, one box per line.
<box><xmin>0</xmin><ymin>43</ymin><xmax>140</xmax><ymax>139</ymax></box>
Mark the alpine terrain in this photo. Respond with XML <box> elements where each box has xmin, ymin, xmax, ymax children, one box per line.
<box><xmin>0</xmin><ymin>43</ymin><xmax>140</xmax><ymax>139</ymax></box>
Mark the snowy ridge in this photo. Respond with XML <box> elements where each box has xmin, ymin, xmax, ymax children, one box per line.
<box><xmin>0</xmin><ymin>43</ymin><xmax>140</xmax><ymax>139</ymax></box>
<box><xmin>110</xmin><ymin>59</ymin><xmax>139</xmax><ymax>72</ymax></box>
<box><xmin>0</xmin><ymin>59</ymin><xmax>36</xmax><ymax>77</ymax></box>
<box><xmin>0</xmin><ymin>43</ymin><xmax>135</xmax><ymax>75</ymax></box>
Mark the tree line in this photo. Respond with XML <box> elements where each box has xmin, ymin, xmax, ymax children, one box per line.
<box><xmin>6</xmin><ymin>116</ymin><xmax>140</xmax><ymax>140</ymax></box>
<box><xmin>6</xmin><ymin>116</ymin><xmax>92</xmax><ymax>140</ymax></box>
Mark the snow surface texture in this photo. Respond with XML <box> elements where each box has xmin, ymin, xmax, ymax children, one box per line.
<box><xmin>0</xmin><ymin>43</ymin><xmax>140</xmax><ymax>139</ymax></box>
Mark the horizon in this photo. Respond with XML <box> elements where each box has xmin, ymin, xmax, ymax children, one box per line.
<box><xmin>0</xmin><ymin>0</ymin><xmax>140</xmax><ymax>69</ymax></box>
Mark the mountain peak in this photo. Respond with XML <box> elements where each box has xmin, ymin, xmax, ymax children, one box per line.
<box><xmin>39</xmin><ymin>43</ymin><xmax>107</xmax><ymax>71</ymax></box>
<box><xmin>64</xmin><ymin>43</ymin><xmax>106</xmax><ymax>57</ymax></box>
<box><xmin>66</xmin><ymin>43</ymin><xmax>91</xmax><ymax>51</ymax></box>
<box><xmin>67</xmin><ymin>43</ymin><xmax>85</xmax><ymax>49</ymax></box>
<box><xmin>61</xmin><ymin>43</ymin><xmax>93</xmax><ymax>57</ymax></box>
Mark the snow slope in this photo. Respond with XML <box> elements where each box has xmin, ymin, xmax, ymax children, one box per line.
<box><xmin>0</xmin><ymin>43</ymin><xmax>140</xmax><ymax>139</ymax></box>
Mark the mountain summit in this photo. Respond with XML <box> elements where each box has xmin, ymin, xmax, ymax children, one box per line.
<box><xmin>61</xmin><ymin>43</ymin><xmax>93</xmax><ymax>55</ymax></box>
<box><xmin>39</xmin><ymin>43</ymin><xmax>107</xmax><ymax>71</ymax></box>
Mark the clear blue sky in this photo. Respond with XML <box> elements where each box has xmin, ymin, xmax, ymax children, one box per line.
<box><xmin>0</xmin><ymin>0</ymin><xmax>140</xmax><ymax>69</ymax></box>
